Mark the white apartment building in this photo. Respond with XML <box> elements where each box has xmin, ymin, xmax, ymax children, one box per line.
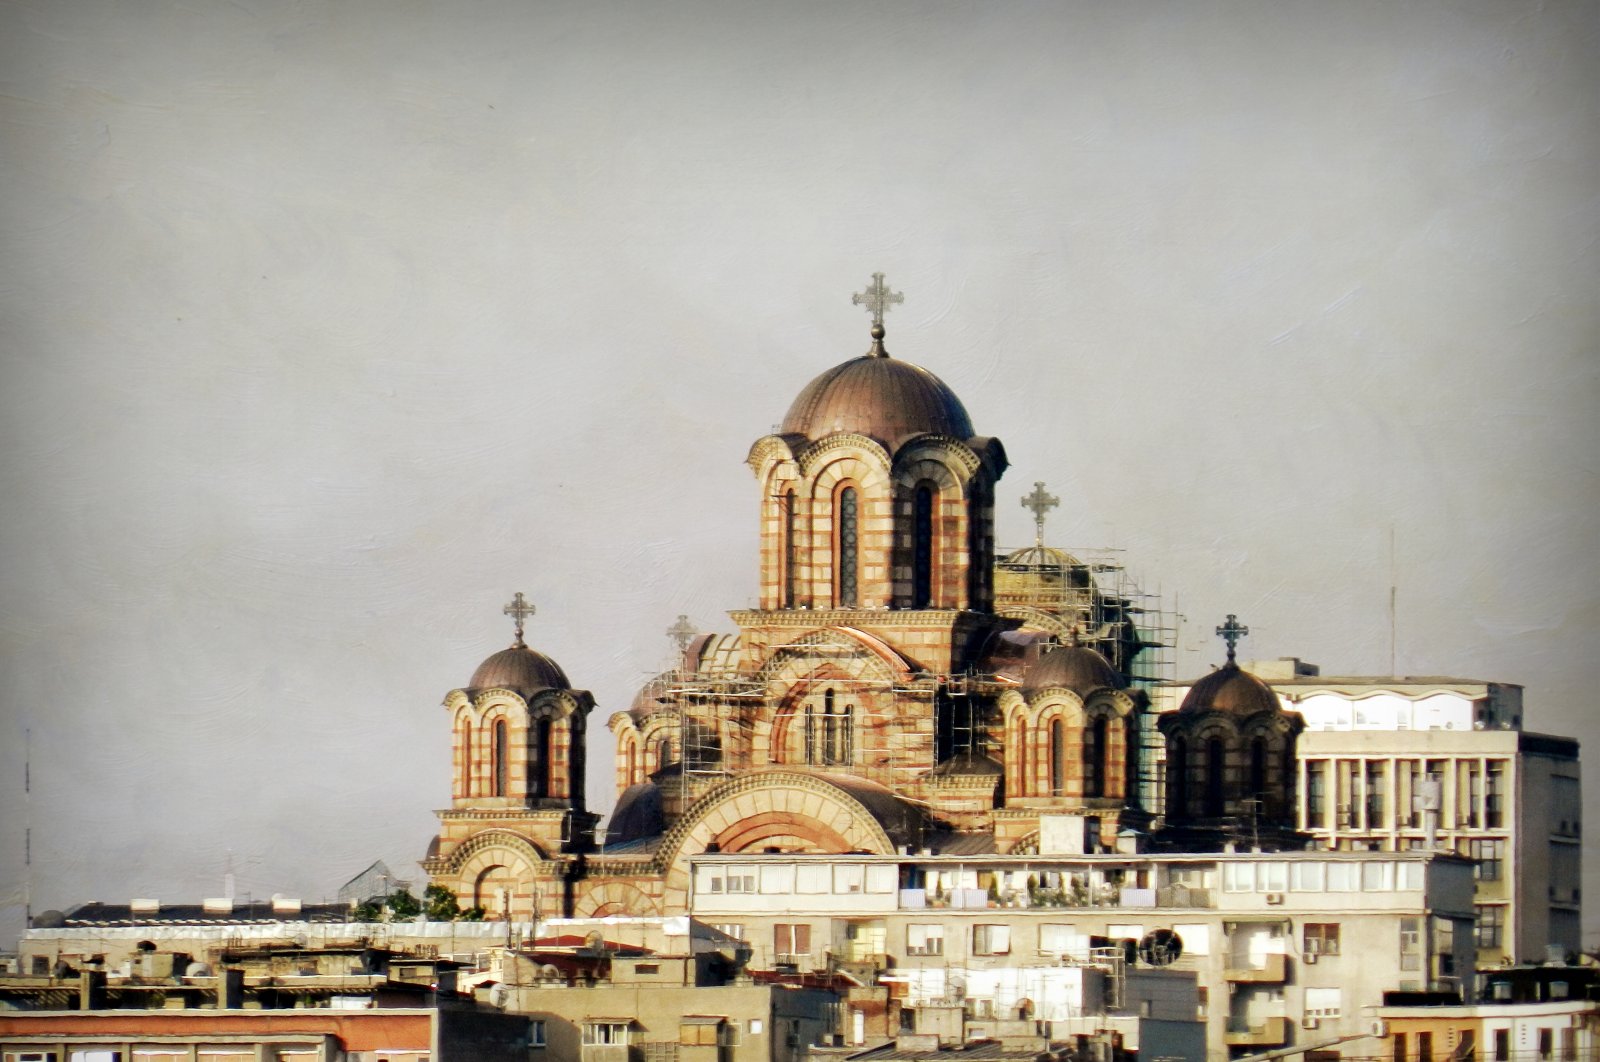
<box><xmin>1155</xmin><ymin>659</ymin><xmax>1584</xmax><ymax>966</ymax></box>
<box><xmin>688</xmin><ymin>848</ymin><xmax>1476</xmax><ymax>1058</ymax></box>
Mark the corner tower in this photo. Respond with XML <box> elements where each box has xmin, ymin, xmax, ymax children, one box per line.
<box><xmin>423</xmin><ymin>593</ymin><xmax>597</xmax><ymax>920</ymax></box>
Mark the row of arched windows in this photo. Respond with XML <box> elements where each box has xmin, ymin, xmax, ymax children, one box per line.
<box><xmin>804</xmin><ymin>688</ymin><xmax>854</xmax><ymax>766</ymax></box>
<box><xmin>1166</xmin><ymin>733</ymin><xmax>1294</xmax><ymax>822</ymax></box>
<box><xmin>778</xmin><ymin>481</ymin><xmax>941</xmax><ymax>610</ymax></box>
<box><xmin>456</xmin><ymin>715</ymin><xmax>556</xmax><ymax>800</ymax></box>
<box><xmin>1011</xmin><ymin>714</ymin><xmax>1118</xmax><ymax>800</ymax></box>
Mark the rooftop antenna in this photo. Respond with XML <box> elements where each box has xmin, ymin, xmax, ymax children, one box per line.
<box><xmin>23</xmin><ymin>727</ymin><xmax>31</xmax><ymax>928</ymax></box>
<box><xmin>1388</xmin><ymin>525</ymin><xmax>1398</xmax><ymax>676</ymax></box>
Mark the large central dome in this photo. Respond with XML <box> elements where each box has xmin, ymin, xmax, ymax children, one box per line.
<box><xmin>780</xmin><ymin>352</ymin><xmax>975</xmax><ymax>447</ymax></box>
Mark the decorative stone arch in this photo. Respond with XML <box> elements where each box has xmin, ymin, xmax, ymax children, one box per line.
<box><xmin>752</xmin><ymin>628</ymin><xmax>910</xmax><ymax>768</ymax></box>
<box><xmin>655</xmin><ymin>772</ymin><xmax>904</xmax><ymax>912</ymax></box>
<box><xmin>769</xmin><ymin>664</ymin><xmax>858</xmax><ymax>767</ymax></box>
<box><xmin>891</xmin><ymin>434</ymin><xmax>982</xmax><ymax>481</ymax></box>
<box><xmin>795</xmin><ymin>433</ymin><xmax>892</xmax><ymax>478</ymax></box>
<box><xmin>746</xmin><ymin>433</ymin><xmax>801</xmax><ymax>479</ymax></box>
<box><xmin>574</xmin><ymin>880</ymin><xmax>658</xmax><ymax>918</ymax></box>
<box><xmin>432</xmin><ymin>829</ymin><xmax>548</xmax><ymax>918</ymax></box>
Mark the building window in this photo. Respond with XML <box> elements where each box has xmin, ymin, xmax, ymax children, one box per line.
<box><xmin>1471</xmin><ymin>839</ymin><xmax>1504</xmax><ymax>881</ymax></box>
<box><xmin>774</xmin><ymin>923</ymin><xmax>811</xmax><ymax>960</ymax></box>
<box><xmin>1249</xmin><ymin>736</ymin><xmax>1268</xmax><ymax>800</ymax></box>
<box><xmin>1303</xmin><ymin>923</ymin><xmax>1341</xmax><ymax>956</ymax></box>
<box><xmin>972</xmin><ymin>924</ymin><xmax>1011</xmax><ymax>956</ymax></box>
<box><xmin>534</xmin><ymin>718</ymin><xmax>554</xmax><ymax>799</ymax></box>
<box><xmin>1204</xmin><ymin>737</ymin><xmax>1225</xmax><ymax>817</ymax></box>
<box><xmin>806</xmin><ymin>690</ymin><xmax>853</xmax><ymax>766</ymax></box>
<box><xmin>1494</xmin><ymin>1029</ymin><xmax>1510</xmax><ymax>1061</ymax></box>
<box><xmin>1395</xmin><ymin>1032</ymin><xmax>1408</xmax><ymax>1062</ymax></box>
<box><xmin>1304</xmin><ymin>986</ymin><xmax>1342</xmax><ymax>1018</ymax></box>
<box><xmin>1307</xmin><ymin>761</ymin><xmax>1327</xmax><ymax>829</ymax></box>
<box><xmin>1039</xmin><ymin>924</ymin><xmax>1081</xmax><ymax>957</ymax></box>
<box><xmin>711</xmin><ymin>922</ymin><xmax>744</xmax><ymax>940</ymax></box>
<box><xmin>583</xmin><ymin>1022</ymin><xmax>631</xmax><ymax>1046</ymax></box>
<box><xmin>1474</xmin><ymin>905</ymin><xmax>1504</xmax><ymax>949</ymax></box>
<box><xmin>782</xmin><ymin>488</ymin><xmax>797</xmax><ymax>609</ymax></box>
<box><xmin>906</xmin><ymin>924</ymin><xmax>944</xmax><ymax>956</ymax></box>
<box><xmin>680</xmin><ymin>1019</ymin><xmax>724</xmax><ymax>1046</ymax></box>
<box><xmin>1400</xmin><ymin>918</ymin><xmax>1422</xmax><ymax>971</ymax></box>
<box><xmin>1366</xmin><ymin>761</ymin><xmax>1387</xmax><ymax>828</ymax></box>
<box><xmin>1169</xmin><ymin>737</ymin><xmax>1188</xmax><ymax>820</ymax></box>
<box><xmin>459</xmin><ymin>719</ymin><xmax>473</xmax><ymax>798</ymax></box>
<box><xmin>1050</xmin><ymin>718</ymin><xmax>1066</xmax><ymax>796</ymax></box>
<box><xmin>1485</xmin><ymin>763</ymin><xmax>1505</xmax><ymax>828</ymax></box>
<box><xmin>492</xmin><ymin>719</ymin><xmax>509</xmax><ymax>797</ymax></box>
<box><xmin>1539</xmin><ymin>1028</ymin><xmax>1553</xmax><ymax>1060</ymax></box>
<box><xmin>911</xmin><ymin>483</ymin><xmax>934</xmax><ymax>608</ymax></box>
<box><xmin>531</xmin><ymin>1020</ymin><xmax>547</xmax><ymax>1048</ymax></box>
<box><xmin>1084</xmin><ymin>716</ymin><xmax>1109</xmax><ymax>799</ymax></box>
<box><xmin>836</xmin><ymin>485</ymin><xmax>858</xmax><ymax>607</ymax></box>
<box><xmin>1417</xmin><ymin>1031</ymin><xmax>1433</xmax><ymax>1062</ymax></box>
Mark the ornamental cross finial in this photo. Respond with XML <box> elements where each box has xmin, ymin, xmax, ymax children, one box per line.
<box><xmin>1021</xmin><ymin>481</ymin><xmax>1059</xmax><ymax>547</ymax></box>
<box><xmin>666</xmin><ymin>614</ymin><xmax>697</xmax><ymax>652</ymax></box>
<box><xmin>852</xmin><ymin>272</ymin><xmax>904</xmax><ymax>356</ymax></box>
<box><xmin>503</xmin><ymin>592</ymin><xmax>536</xmax><ymax>647</ymax></box>
<box><xmin>1216</xmin><ymin>614</ymin><xmax>1249</xmax><ymax>663</ymax></box>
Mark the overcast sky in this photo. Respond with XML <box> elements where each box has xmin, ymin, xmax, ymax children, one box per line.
<box><xmin>1</xmin><ymin>1</ymin><xmax>1596</xmax><ymax>949</ymax></box>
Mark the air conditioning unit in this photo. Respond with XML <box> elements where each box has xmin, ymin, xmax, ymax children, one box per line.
<box><xmin>1302</xmin><ymin>1016</ymin><xmax>1320</xmax><ymax>1030</ymax></box>
<box><xmin>1265</xmin><ymin>892</ymin><xmax>1285</xmax><ymax>905</ymax></box>
<box><xmin>1370</xmin><ymin>1020</ymin><xmax>1389</xmax><ymax>1038</ymax></box>
<box><xmin>1303</xmin><ymin>951</ymin><xmax>1317</xmax><ymax>964</ymax></box>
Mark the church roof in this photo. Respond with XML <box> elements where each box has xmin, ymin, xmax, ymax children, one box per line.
<box><xmin>1024</xmin><ymin>643</ymin><xmax>1125</xmax><ymax>696</ymax></box>
<box><xmin>780</xmin><ymin>353</ymin><xmax>974</xmax><ymax>448</ymax></box>
<box><xmin>467</xmin><ymin>643</ymin><xmax>571</xmax><ymax>698</ymax></box>
<box><xmin>928</xmin><ymin>752</ymin><xmax>1004</xmax><ymax>778</ymax></box>
<box><xmin>605</xmin><ymin>782</ymin><xmax>666</xmax><ymax>846</ymax></box>
<box><xmin>1178</xmin><ymin>660</ymin><xmax>1280</xmax><ymax>716</ymax></box>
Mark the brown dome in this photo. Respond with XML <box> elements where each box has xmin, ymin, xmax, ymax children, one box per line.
<box><xmin>1024</xmin><ymin>644</ymin><xmax>1124</xmax><ymax>696</ymax></box>
<box><xmin>1179</xmin><ymin>662</ymin><xmax>1279</xmax><ymax>716</ymax></box>
<box><xmin>781</xmin><ymin>355</ymin><xmax>974</xmax><ymax>448</ymax></box>
<box><xmin>468</xmin><ymin>644</ymin><xmax>570</xmax><ymax>698</ymax></box>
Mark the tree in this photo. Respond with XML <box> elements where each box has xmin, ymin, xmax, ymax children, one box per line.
<box><xmin>424</xmin><ymin>884</ymin><xmax>463</xmax><ymax>922</ymax></box>
<box><xmin>385</xmin><ymin>889</ymin><xmax>422</xmax><ymax>921</ymax></box>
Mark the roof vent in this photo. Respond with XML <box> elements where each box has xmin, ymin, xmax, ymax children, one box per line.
<box><xmin>129</xmin><ymin>898</ymin><xmax>160</xmax><ymax>914</ymax></box>
<box><xmin>202</xmin><ymin>897</ymin><xmax>235</xmax><ymax>913</ymax></box>
<box><xmin>271</xmin><ymin>896</ymin><xmax>303</xmax><ymax>914</ymax></box>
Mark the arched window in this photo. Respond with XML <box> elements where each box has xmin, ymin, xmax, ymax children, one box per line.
<box><xmin>836</xmin><ymin>486</ymin><xmax>858</xmax><ymax>607</ymax></box>
<box><xmin>1050</xmin><ymin>718</ymin><xmax>1066</xmax><ymax>796</ymax></box>
<box><xmin>1168</xmin><ymin>736</ymin><xmax>1188</xmax><ymax>820</ymax></box>
<box><xmin>492</xmin><ymin>719</ymin><xmax>508</xmax><ymax>798</ymax></box>
<box><xmin>533</xmin><ymin>718</ymin><xmax>552</xmax><ymax>799</ymax></box>
<box><xmin>840</xmin><ymin>705</ymin><xmax>853</xmax><ymax>764</ymax></box>
<box><xmin>656</xmin><ymin>736</ymin><xmax>673</xmax><ymax>773</ymax></box>
<box><xmin>911</xmin><ymin>483</ymin><xmax>935</xmax><ymax>608</ymax></box>
<box><xmin>625</xmin><ymin>738</ymin><xmax>638</xmax><ymax>786</ymax></box>
<box><xmin>1012</xmin><ymin>717</ymin><xmax>1029</xmax><ymax>798</ymax></box>
<box><xmin>823</xmin><ymin>710</ymin><xmax>837</xmax><ymax>764</ymax></box>
<box><xmin>804</xmin><ymin>704</ymin><xmax>816</xmax><ymax>764</ymax></box>
<box><xmin>459</xmin><ymin>718</ymin><xmax>473</xmax><ymax>798</ymax></box>
<box><xmin>1249</xmin><ymin>736</ymin><xmax>1268</xmax><ymax>801</ymax></box>
<box><xmin>1085</xmin><ymin>716</ymin><xmax>1109</xmax><ymax>798</ymax></box>
<box><xmin>1204</xmin><ymin>737</ymin><xmax>1226</xmax><ymax>817</ymax></box>
<box><xmin>782</xmin><ymin>489</ymin><xmax>797</xmax><ymax>609</ymax></box>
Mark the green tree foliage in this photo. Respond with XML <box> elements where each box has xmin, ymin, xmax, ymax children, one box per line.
<box><xmin>385</xmin><ymin>889</ymin><xmax>422</xmax><ymax>920</ymax></box>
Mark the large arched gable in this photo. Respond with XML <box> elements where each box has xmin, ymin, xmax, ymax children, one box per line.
<box><xmin>655</xmin><ymin>771</ymin><xmax>916</xmax><ymax>911</ymax></box>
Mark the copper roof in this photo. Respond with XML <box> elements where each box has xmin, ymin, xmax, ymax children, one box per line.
<box><xmin>467</xmin><ymin>643</ymin><xmax>571</xmax><ymax>697</ymax></box>
<box><xmin>1024</xmin><ymin>643</ymin><xmax>1125</xmax><ymax>695</ymax></box>
<box><xmin>780</xmin><ymin>354</ymin><xmax>974</xmax><ymax>447</ymax></box>
<box><xmin>1178</xmin><ymin>661</ymin><xmax>1279</xmax><ymax>716</ymax></box>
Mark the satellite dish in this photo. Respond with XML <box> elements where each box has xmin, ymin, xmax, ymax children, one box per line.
<box><xmin>1139</xmin><ymin>929</ymin><xmax>1183</xmax><ymax>966</ymax></box>
<box><xmin>584</xmin><ymin>931</ymin><xmax>607</xmax><ymax>953</ymax></box>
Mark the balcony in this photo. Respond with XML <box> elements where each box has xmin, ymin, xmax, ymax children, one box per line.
<box><xmin>1224</xmin><ymin>954</ymin><xmax>1286</xmax><ymax>983</ymax></box>
<box><xmin>1223</xmin><ymin>1016</ymin><xmax>1287</xmax><ymax>1047</ymax></box>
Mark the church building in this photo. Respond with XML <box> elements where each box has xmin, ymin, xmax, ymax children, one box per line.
<box><xmin>422</xmin><ymin>275</ymin><xmax>1308</xmax><ymax>922</ymax></box>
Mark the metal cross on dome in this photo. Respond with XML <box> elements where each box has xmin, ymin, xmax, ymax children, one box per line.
<box><xmin>1216</xmin><ymin>614</ymin><xmax>1249</xmax><ymax>662</ymax></box>
<box><xmin>666</xmin><ymin>614</ymin><xmax>697</xmax><ymax>652</ymax></box>
<box><xmin>1021</xmin><ymin>481</ymin><xmax>1059</xmax><ymax>547</ymax></box>
<box><xmin>503</xmin><ymin>592</ymin><xmax>536</xmax><ymax>647</ymax></box>
<box><xmin>852</xmin><ymin>272</ymin><xmax>904</xmax><ymax>329</ymax></box>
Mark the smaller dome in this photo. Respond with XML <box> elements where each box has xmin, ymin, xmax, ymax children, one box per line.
<box><xmin>1000</xmin><ymin>545</ymin><xmax>1084</xmax><ymax>569</ymax></box>
<box><xmin>606</xmin><ymin>783</ymin><xmax>665</xmax><ymax>845</ymax></box>
<box><xmin>1025</xmin><ymin>644</ymin><xmax>1124</xmax><ymax>696</ymax></box>
<box><xmin>1179</xmin><ymin>661</ymin><xmax>1279</xmax><ymax>716</ymax></box>
<box><xmin>468</xmin><ymin>643</ymin><xmax>570</xmax><ymax>698</ymax></box>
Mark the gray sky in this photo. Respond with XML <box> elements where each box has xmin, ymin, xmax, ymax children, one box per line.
<box><xmin>2</xmin><ymin>1</ymin><xmax>1596</xmax><ymax>948</ymax></box>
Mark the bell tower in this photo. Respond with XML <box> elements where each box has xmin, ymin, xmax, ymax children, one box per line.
<box><xmin>423</xmin><ymin>593</ymin><xmax>598</xmax><ymax>920</ymax></box>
